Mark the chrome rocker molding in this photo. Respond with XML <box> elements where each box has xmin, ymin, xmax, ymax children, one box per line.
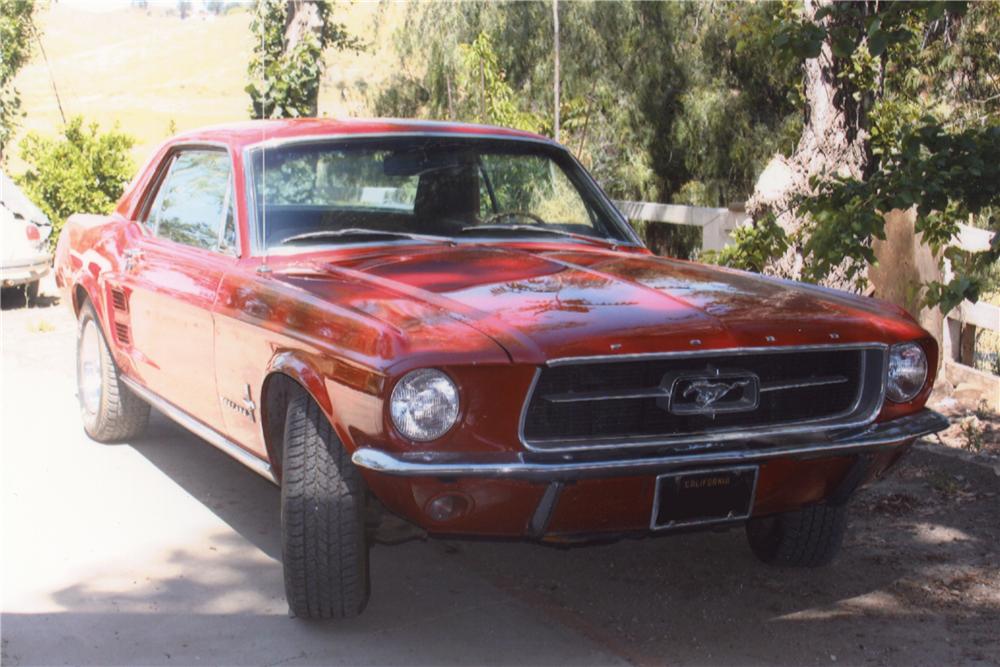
<box><xmin>121</xmin><ymin>376</ymin><xmax>276</xmax><ymax>483</ymax></box>
<box><xmin>352</xmin><ymin>409</ymin><xmax>948</xmax><ymax>482</ymax></box>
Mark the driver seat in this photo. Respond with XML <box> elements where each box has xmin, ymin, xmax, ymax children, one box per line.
<box><xmin>413</xmin><ymin>165</ymin><xmax>480</xmax><ymax>234</ymax></box>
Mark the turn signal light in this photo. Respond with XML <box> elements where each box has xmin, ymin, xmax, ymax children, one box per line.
<box><xmin>25</xmin><ymin>224</ymin><xmax>40</xmax><ymax>242</ymax></box>
<box><xmin>425</xmin><ymin>493</ymin><xmax>470</xmax><ymax>522</ymax></box>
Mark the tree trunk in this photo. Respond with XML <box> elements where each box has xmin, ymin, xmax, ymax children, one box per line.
<box><xmin>283</xmin><ymin>0</ymin><xmax>325</xmax><ymax>116</ymax></box>
<box><xmin>869</xmin><ymin>208</ymin><xmax>944</xmax><ymax>346</ymax></box>
<box><xmin>746</xmin><ymin>0</ymin><xmax>871</xmax><ymax>288</ymax></box>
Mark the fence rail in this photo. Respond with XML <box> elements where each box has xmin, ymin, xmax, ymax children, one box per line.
<box><xmin>943</xmin><ymin>223</ymin><xmax>1000</xmax><ymax>407</ymax></box>
<box><xmin>612</xmin><ymin>200</ymin><xmax>747</xmax><ymax>252</ymax></box>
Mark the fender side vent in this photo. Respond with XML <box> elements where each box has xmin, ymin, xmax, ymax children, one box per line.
<box><xmin>114</xmin><ymin>322</ymin><xmax>130</xmax><ymax>345</ymax></box>
<box><xmin>110</xmin><ymin>287</ymin><xmax>128</xmax><ymax>312</ymax></box>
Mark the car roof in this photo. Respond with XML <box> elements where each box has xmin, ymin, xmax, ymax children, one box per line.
<box><xmin>170</xmin><ymin>118</ymin><xmax>554</xmax><ymax>150</ymax></box>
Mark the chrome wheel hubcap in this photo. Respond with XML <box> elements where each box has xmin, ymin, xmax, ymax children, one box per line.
<box><xmin>79</xmin><ymin>320</ymin><xmax>102</xmax><ymax>415</ymax></box>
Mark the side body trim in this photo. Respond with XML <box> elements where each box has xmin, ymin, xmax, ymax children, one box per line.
<box><xmin>122</xmin><ymin>376</ymin><xmax>276</xmax><ymax>484</ymax></box>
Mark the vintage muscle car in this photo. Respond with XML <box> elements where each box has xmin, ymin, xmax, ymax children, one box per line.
<box><xmin>55</xmin><ymin>119</ymin><xmax>948</xmax><ymax>619</ymax></box>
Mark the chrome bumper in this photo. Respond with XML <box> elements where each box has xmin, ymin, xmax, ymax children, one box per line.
<box><xmin>352</xmin><ymin>409</ymin><xmax>948</xmax><ymax>481</ymax></box>
<box><xmin>0</xmin><ymin>255</ymin><xmax>50</xmax><ymax>286</ymax></box>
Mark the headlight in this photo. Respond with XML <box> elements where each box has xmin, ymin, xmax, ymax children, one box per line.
<box><xmin>886</xmin><ymin>342</ymin><xmax>928</xmax><ymax>403</ymax></box>
<box><xmin>390</xmin><ymin>369</ymin><xmax>460</xmax><ymax>441</ymax></box>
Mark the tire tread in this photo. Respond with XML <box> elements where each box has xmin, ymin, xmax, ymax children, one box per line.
<box><xmin>281</xmin><ymin>390</ymin><xmax>369</xmax><ymax>619</ymax></box>
<box><xmin>78</xmin><ymin>302</ymin><xmax>149</xmax><ymax>442</ymax></box>
<box><xmin>746</xmin><ymin>503</ymin><xmax>847</xmax><ymax>567</ymax></box>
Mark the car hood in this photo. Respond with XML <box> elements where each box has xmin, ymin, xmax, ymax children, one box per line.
<box><xmin>278</xmin><ymin>243</ymin><xmax>924</xmax><ymax>364</ymax></box>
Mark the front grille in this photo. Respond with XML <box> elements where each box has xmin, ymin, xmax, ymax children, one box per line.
<box><xmin>521</xmin><ymin>346</ymin><xmax>886</xmax><ymax>451</ymax></box>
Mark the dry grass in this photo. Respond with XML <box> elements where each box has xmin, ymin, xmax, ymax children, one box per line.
<box><xmin>9</xmin><ymin>2</ymin><xmax>406</xmax><ymax>173</ymax></box>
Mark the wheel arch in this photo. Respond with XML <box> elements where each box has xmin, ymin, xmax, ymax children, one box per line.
<box><xmin>72</xmin><ymin>280</ymin><xmax>99</xmax><ymax>317</ymax></box>
<box><xmin>259</xmin><ymin>352</ymin><xmax>338</xmax><ymax>483</ymax></box>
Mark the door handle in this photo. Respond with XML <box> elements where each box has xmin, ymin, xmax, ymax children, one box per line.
<box><xmin>123</xmin><ymin>248</ymin><xmax>144</xmax><ymax>271</ymax></box>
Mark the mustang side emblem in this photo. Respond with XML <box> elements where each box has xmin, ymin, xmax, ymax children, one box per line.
<box><xmin>660</xmin><ymin>371</ymin><xmax>761</xmax><ymax>417</ymax></box>
<box><xmin>223</xmin><ymin>383</ymin><xmax>257</xmax><ymax>422</ymax></box>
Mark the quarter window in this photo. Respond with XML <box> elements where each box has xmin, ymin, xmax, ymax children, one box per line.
<box><xmin>146</xmin><ymin>150</ymin><xmax>233</xmax><ymax>252</ymax></box>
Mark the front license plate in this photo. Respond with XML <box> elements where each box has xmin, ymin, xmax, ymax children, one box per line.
<box><xmin>651</xmin><ymin>466</ymin><xmax>758</xmax><ymax>530</ymax></box>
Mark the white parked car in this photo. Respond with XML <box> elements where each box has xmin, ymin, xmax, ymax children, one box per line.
<box><xmin>1</xmin><ymin>170</ymin><xmax>52</xmax><ymax>304</ymax></box>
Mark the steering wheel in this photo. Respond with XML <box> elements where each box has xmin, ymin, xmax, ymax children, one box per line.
<box><xmin>480</xmin><ymin>211</ymin><xmax>547</xmax><ymax>226</ymax></box>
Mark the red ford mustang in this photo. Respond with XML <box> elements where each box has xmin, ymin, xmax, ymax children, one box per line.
<box><xmin>55</xmin><ymin>119</ymin><xmax>947</xmax><ymax>619</ymax></box>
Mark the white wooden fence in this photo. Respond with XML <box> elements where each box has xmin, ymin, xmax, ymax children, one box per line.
<box><xmin>613</xmin><ymin>200</ymin><xmax>748</xmax><ymax>252</ymax></box>
<box><xmin>942</xmin><ymin>223</ymin><xmax>1000</xmax><ymax>408</ymax></box>
<box><xmin>615</xmin><ymin>200</ymin><xmax>999</xmax><ymax>408</ymax></box>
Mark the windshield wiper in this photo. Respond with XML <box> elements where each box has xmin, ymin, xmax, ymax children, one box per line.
<box><xmin>280</xmin><ymin>228</ymin><xmax>447</xmax><ymax>245</ymax></box>
<box><xmin>459</xmin><ymin>224</ymin><xmax>615</xmax><ymax>247</ymax></box>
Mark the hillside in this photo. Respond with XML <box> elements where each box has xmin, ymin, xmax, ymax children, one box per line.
<box><xmin>10</xmin><ymin>2</ymin><xmax>404</xmax><ymax>172</ymax></box>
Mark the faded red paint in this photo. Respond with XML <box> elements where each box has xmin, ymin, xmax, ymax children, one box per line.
<box><xmin>56</xmin><ymin>119</ymin><xmax>938</xmax><ymax>539</ymax></box>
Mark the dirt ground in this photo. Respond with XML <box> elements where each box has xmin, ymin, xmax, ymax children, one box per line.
<box><xmin>2</xmin><ymin>278</ymin><xmax>999</xmax><ymax>666</ymax></box>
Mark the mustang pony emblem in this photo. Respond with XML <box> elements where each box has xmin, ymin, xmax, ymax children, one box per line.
<box><xmin>661</xmin><ymin>371</ymin><xmax>761</xmax><ymax>416</ymax></box>
<box><xmin>682</xmin><ymin>378</ymin><xmax>753</xmax><ymax>409</ymax></box>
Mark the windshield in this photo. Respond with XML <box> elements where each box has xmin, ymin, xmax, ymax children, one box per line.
<box><xmin>247</xmin><ymin>137</ymin><xmax>633</xmax><ymax>251</ymax></box>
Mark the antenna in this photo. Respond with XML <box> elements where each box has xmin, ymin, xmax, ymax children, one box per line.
<box><xmin>257</xmin><ymin>0</ymin><xmax>270</xmax><ymax>275</ymax></box>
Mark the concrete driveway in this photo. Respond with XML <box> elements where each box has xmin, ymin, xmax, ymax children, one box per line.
<box><xmin>2</xmin><ymin>281</ymin><xmax>998</xmax><ymax>666</ymax></box>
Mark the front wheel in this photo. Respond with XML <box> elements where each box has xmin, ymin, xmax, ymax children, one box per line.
<box><xmin>746</xmin><ymin>503</ymin><xmax>847</xmax><ymax>567</ymax></box>
<box><xmin>281</xmin><ymin>389</ymin><xmax>370</xmax><ymax>619</ymax></box>
<box><xmin>76</xmin><ymin>302</ymin><xmax>149</xmax><ymax>442</ymax></box>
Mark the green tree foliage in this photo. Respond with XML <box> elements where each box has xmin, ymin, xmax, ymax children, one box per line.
<box><xmin>246</xmin><ymin>0</ymin><xmax>361</xmax><ymax>119</ymax></box>
<box><xmin>0</xmin><ymin>0</ymin><xmax>36</xmax><ymax>163</ymax></box>
<box><xmin>17</xmin><ymin>117</ymin><xmax>135</xmax><ymax>246</ymax></box>
<box><xmin>456</xmin><ymin>32</ymin><xmax>543</xmax><ymax>132</ymax></box>
<box><xmin>375</xmin><ymin>1</ymin><xmax>800</xmax><ymax>208</ymax></box>
<box><xmin>760</xmin><ymin>1</ymin><xmax>999</xmax><ymax>309</ymax></box>
<box><xmin>709</xmin><ymin>213</ymin><xmax>789</xmax><ymax>274</ymax></box>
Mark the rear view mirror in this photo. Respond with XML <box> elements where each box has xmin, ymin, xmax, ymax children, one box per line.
<box><xmin>383</xmin><ymin>150</ymin><xmax>474</xmax><ymax>177</ymax></box>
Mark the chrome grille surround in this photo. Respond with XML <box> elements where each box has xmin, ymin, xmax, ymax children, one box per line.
<box><xmin>518</xmin><ymin>344</ymin><xmax>889</xmax><ymax>454</ymax></box>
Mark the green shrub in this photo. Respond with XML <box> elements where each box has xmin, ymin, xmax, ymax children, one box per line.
<box><xmin>16</xmin><ymin>116</ymin><xmax>135</xmax><ymax>247</ymax></box>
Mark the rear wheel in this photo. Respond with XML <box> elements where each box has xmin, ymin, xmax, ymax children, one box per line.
<box><xmin>76</xmin><ymin>301</ymin><xmax>149</xmax><ymax>442</ymax></box>
<box><xmin>281</xmin><ymin>388</ymin><xmax>370</xmax><ymax>619</ymax></box>
<box><xmin>746</xmin><ymin>503</ymin><xmax>847</xmax><ymax>567</ymax></box>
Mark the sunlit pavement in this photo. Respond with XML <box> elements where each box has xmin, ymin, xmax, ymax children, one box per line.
<box><xmin>0</xmin><ymin>287</ymin><xmax>625</xmax><ymax>666</ymax></box>
<box><xmin>2</xmin><ymin>282</ymin><xmax>998</xmax><ymax>666</ymax></box>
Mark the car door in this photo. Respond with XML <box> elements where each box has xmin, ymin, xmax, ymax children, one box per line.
<box><xmin>120</xmin><ymin>147</ymin><xmax>239</xmax><ymax>431</ymax></box>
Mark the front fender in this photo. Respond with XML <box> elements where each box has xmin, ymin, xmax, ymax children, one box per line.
<box><xmin>264</xmin><ymin>350</ymin><xmax>335</xmax><ymax>417</ymax></box>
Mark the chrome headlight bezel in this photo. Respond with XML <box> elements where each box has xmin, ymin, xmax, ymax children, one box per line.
<box><xmin>886</xmin><ymin>342</ymin><xmax>928</xmax><ymax>403</ymax></box>
<box><xmin>389</xmin><ymin>368</ymin><xmax>460</xmax><ymax>442</ymax></box>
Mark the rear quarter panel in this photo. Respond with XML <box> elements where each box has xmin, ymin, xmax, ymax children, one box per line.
<box><xmin>55</xmin><ymin>213</ymin><xmax>126</xmax><ymax>322</ymax></box>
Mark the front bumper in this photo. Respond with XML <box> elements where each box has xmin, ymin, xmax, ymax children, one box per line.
<box><xmin>0</xmin><ymin>255</ymin><xmax>51</xmax><ymax>287</ymax></box>
<box><xmin>353</xmin><ymin>409</ymin><xmax>948</xmax><ymax>481</ymax></box>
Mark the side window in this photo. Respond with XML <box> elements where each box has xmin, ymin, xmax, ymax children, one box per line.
<box><xmin>146</xmin><ymin>150</ymin><xmax>233</xmax><ymax>251</ymax></box>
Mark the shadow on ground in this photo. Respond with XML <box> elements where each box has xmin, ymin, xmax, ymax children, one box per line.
<box><xmin>0</xmin><ymin>286</ymin><xmax>59</xmax><ymax>311</ymax></box>
<box><xmin>13</xmin><ymin>408</ymin><xmax>996</xmax><ymax>666</ymax></box>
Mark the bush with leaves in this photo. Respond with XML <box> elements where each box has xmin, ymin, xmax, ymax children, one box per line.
<box><xmin>706</xmin><ymin>213</ymin><xmax>789</xmax><ymax>274</ymax></box>
<box><xmin>16</xmin><ymin>117</ymin><xmax>135</xmax><ymax>247</ymax></box>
